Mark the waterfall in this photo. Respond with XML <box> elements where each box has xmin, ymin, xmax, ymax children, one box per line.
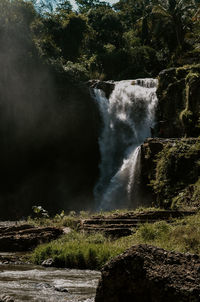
<box><xmin>93</xmin><ymin>79</ymin><xmax>158</xmax><ymax>210</ymax></box>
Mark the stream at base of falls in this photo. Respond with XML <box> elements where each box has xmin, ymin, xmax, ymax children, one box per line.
<box><xmin>0</xmin><ymin>256</ymin><xmax>100</xmax><ymax>302</ymax></box>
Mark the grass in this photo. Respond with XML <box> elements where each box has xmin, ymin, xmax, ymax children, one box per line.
<box><xmin>31</xmin><ymin>211</ymin><xmax>200</xmax><ymax>270</ymax></box>
<box><xmin>27</xmin><ymin>207</ymin><xmax>163</xmax><ymax>229</ymax></box>
<box><xmin>31</xmin><ymin>231</ymin><xmax>124</xmax><ymax>270</ymax></box>
<box><xmin>27</xmin><ymin>210</ymin><xmax>89</xmax><ymax>229</ymax></box>
<box><xmin>120</xmin><ymin>211</ymin><xmax>200</xmax><ymax>254</ymax></box>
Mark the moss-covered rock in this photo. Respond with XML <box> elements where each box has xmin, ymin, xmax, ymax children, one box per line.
<box><xmin>156</xmin><ymin>65</ymin><xmax>200</xmax><ymax>137</ymax></box>
<box><xmin>141</xmin><ymin>138</ymin><xmax>200</xmax><ymax>209</ymax></box>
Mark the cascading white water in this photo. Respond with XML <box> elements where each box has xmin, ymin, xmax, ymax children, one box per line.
<box><xmin>93</xmin><ymin>79</ymin><xmax>158</xmax><ymax>210</ymax></box>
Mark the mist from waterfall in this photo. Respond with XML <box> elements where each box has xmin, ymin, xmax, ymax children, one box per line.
<box><xmin>93</xmin><ymin>79</ymin><xmax>158</xmax><ymax>210</ymax></box>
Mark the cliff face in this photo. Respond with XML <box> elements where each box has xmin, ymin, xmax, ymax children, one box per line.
<box><xmin>0</xmin><ymin>64</ymin><xmax>100</xmax><ymax>219</ymax></box>
<box><xmin>139</xmin><ymin>65</ymin><xmax>200</xmax><ymax>210</ymax></box>
<box><xmin>141</xmin><ymin>138</ymin><xmax>200</xmax><ymax>209</ymax></box>
<box><xmin>156</xmin><ymin>65</ymin><xmax>200</xmax><ymax>138</ymax></box>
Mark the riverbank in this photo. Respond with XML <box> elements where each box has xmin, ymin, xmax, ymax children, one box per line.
<box><xmin>1</xmin><ymin>208</ymin><xmax>200</xmax><ymax>301</ymax></box>
<box><xmin>29</xmin><ymin>209</ymin><xmax>200</xmax><ymax>270</ymax></box>
<box><xmin>1</xmin><ymin>208</ymin><xmax>199</xmax><ymax>270</ymax></box>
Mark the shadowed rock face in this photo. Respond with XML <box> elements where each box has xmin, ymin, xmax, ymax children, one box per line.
<box><xmin>95</xmin><ymin>244</ymin><xmax>200</xmax><ymax>302</ymax></box>
<box><xmin>140</xmin><ymin>137</ymin><xmax>199</xmax><ymax>182</ymax></box>
<box><xmin>140</xmin><ymin>138</ymin><xmax>200</xmax><ymax>208</ymax></box>
<box><xmin>88</xmin><ymin>80</ymin><xmax>115</xmax><ymax>99</ymax></box>
<box><xmin>156</xmin><ymin>65</ymin><xmax>200</xmax><ymax>138</ymax></box>
<box><xmin>0</xmin><ymin>65</ymin><xmax>100</xmax><ymax>219</ymax></box>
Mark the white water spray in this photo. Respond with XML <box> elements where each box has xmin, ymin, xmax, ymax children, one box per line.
<box><xmin>93</xmin><ymin>79</ymin><xmax>158</xmax><ymax>210</ymax></box>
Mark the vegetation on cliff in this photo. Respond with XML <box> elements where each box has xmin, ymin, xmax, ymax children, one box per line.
<box><xmin>156</xmin><ymin>65</ymin><xmax>200</xmax><ymax>137</ymax></box>
<box><xmin>150</xmin><ymin>138</ymin><xmax>200</xmax><ymax>209</ymax></box>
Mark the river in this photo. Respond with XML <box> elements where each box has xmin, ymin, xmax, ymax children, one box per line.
<box><xmin>0</xmin><ymin>257</ymin><xmax>100</xmax><ymax>302</ymax></box>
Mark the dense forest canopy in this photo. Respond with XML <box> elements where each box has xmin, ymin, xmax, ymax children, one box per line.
<box><xmin>0</xmin><ymin>0</ymin><xmax>199</xmax><ymax>81</ymax></box>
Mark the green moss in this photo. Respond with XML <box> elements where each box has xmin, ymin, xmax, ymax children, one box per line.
<box><xmin>151</xmin><ymin>139</ymin><xmax>200</xmax><ymax>208</ymax></box>
<box><xmin>179</xmin><ymin>109</ymin><xmax>194</xmax><ymax>133</ymax></box>
<box><xmin>172</xmin><ymin>178</ymin><xmax>200</xmax><ymax>209</ymax></box>
<box><xmin>157</xmin><ymin>65</ymin><xmax>200</xmax><ymax>137</ymax></box>
<box><xmin>178</xmin><ymin>71</ymin><xmax>200</xmax><ymax>136</ymax></box>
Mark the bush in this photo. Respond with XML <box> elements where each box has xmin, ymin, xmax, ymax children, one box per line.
<box><xmin>136</xmin><ymin>221</ymin><xmax>171</xmax><ymax>242</ymax></box>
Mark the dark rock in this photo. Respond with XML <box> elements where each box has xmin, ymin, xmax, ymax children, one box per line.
<box><xmin>0</xmin><ymin>224</ymin><xmax>63</xmax><ymax>252</ymax></box>
<box><xmin>54</xmin><ymin>287</ymin><xmax>69</xmax><ymax>293</ymax></box>
<box><xmin>88</xmin><ymin>80</ymin><xmax>115</xmax><ymax>98</ymax></box>
<box><xmin>95</xmin><ymin>244</ymin><xmax>200</xmax><ymax>302</ymax></box>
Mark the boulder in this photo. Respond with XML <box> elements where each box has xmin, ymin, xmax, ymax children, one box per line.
<box><xmin>95</xmin><ymin>244</ymin><xmax>200</xmax><ymax>302</ymax></box>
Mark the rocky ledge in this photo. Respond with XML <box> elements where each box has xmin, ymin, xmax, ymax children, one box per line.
<box><xmin>95</xmin><ymin>244</ymin><xmax>200</xmax><ymax>302</ymax></box>
<box><xmin>0</xmin><ymin>223</ymin><xmax>63</xmax><ymax>252</ymax></box>
<box><xmin>88</xmin><ymin>79</ymin><xmax>115</xmax><ymax>98</ymax></box>
<box><xmin>80</xmin><ymin>210</ymin><xmax>195</xmax><ymax>238</ymax></box>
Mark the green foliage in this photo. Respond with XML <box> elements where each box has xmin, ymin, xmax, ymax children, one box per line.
<box><xmin>32</xmin><ymin>205</ymin><xmax>49</xmax><ymax>218</ymax></box>
<box><xmin>136</xmin><ymin>221</ymin><xmax>171</xmax><ymax>242</ymax></box>
<box><xmin>63</xmin><ymin>61</ymin><xmax>89</xmax><ymax>81</ymax></box>
<box><xmin>172</xmin><ymin>178</ymin><xmax>200</xmax><ymax>209</ymax></box>
<box><xmin>151</xmin><ymin>139</ymin><xmax>200</xmax><ymax>208</ymax></box>
<box><xmin>28</xmin><ymin>209</ymin><xmax>83</xmax><ymax>229</ymax></box>
<box><xmin>0</xmin><ymin>0</ymin><xmax>37</xmax><ymax>69</ymax></box>
<box><xmin>75</xmin><ymin>0</ymin><xmax>110</xmax><ymax>13</ymax></box>
<box><xmin>132</xmin><ymin>212</ymin><xmax>200</xmax><ymax>254</ymax></box>
<box><xmin>1</xmin><ymin>0</ymin><xmax>200</xmax><ymax>80</ymax></box>
<box><xmin>55</xmin><ymin>0</ymin><xmax>72</xmax><ymax>16</ymax></box>
<box><xmin>31</xmin><ymin>230</ymin><xmax>124</xmax><ymax>269</ymax></box>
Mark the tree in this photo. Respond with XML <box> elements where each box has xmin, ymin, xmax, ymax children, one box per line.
<box><xmin>56</xmin><ymin>0</ymin><xmax>72</xmax><ymax>16</ymax></box>
<box><xmin>75</xmin><ymin>0</ymin><xmax>110</xmax><ymax>13</ymax></box>
<box><xmin>151</xmin><ymin>0</ymin><xmax>197</xmax><ymax>50</ymax></box>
